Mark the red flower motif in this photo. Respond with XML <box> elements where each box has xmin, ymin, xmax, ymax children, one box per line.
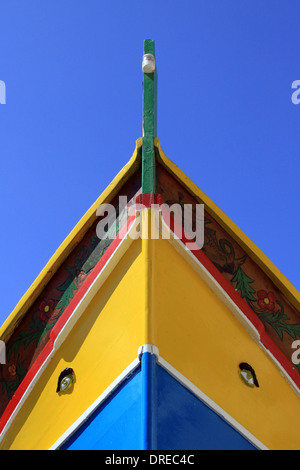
<box><xmin>39</xmin><ymin>299</ymin><xmax>55</xmax><ymax>322</ymax></box>
<box><xmin>257</xmin><ymin>290</ymin><xmax>276</xmax><ymax>311</ymax></box>
<box><xmin>8</xmin><ymin>364</ymin><xmax>16</xmax><ymax>376</ymax></box>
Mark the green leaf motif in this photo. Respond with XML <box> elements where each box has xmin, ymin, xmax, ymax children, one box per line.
<box><xmin>56</xmin><ymin>279</ymin><xmax>78</xmax><ymax>314</ymax></box>
<box><xmin>258</xmin><ymin>310</ymin><xmax>300</xmax><ymax>341</ymax></box>
<box><xmin>232</xmin><ymin>266</ymin><xmax>256</xmax><ymax>302</ymax></box>
<box><xmin>1</xmin><ymin>357</ymin><xmax>27</xmax><ymax>398</ymax></box>
<box><xmin>7</xmin><ymin>312</ymin><xmax>56</xmax><ymax>361</ymax></box>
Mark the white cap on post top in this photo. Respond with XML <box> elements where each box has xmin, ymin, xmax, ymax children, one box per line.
<box><xmin>142</xmin><ymin>53</ymin><xmax>156</xmax><ymax>73</ymax></box>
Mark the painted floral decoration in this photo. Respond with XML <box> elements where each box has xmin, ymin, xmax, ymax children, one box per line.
<box><xmin>39</xmin><ymin>299</ymin><xmax>56</xmax><ymax>323</ymax></box>
<box><xmin>8</xmin><ymin>365</ymin><xmax>16</xmax><ymax>376</ymax></box>
<box><xmin>257</xmin><ymin>290</ymin><xmax>276</xmax><ymax>312</ymax></box>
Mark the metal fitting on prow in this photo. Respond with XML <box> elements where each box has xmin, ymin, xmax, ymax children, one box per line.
<box><xmin>142</xmin><ymin>54</ymin><xmax>156</xmax><ymax>74</ymax></box>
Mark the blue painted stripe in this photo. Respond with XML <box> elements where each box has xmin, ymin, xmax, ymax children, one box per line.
<box><xmin>61</xmin><ymin>365</ymin><xmax>143</xmax><ymax>450</ymax></box>
<box><xmin>141</xmin><ymin>351</ymin><xmax>157</xmax><ymax>450</ymax></box>
<box><xmin>155</xmin><ymin>363</ymin><xmax>256</xmax><ymax>450</ymax></box>
<box><xmin>60</xmin><ymin>353</ymin><xmax>257</xmax><ymax>450</ymax></box>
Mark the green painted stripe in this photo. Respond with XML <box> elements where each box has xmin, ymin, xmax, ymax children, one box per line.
<box><xmin>142</xmin><ymin>39</ymin><xmax>156</xmax><ymax>194</ymax></box>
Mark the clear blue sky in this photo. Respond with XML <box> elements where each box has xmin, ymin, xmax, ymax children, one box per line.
<box><xmin>0</xmin><ymin>1</ymin><xmax>299</xmax><ymax>326</ymax></box>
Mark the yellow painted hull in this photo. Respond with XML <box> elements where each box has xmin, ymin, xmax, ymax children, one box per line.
<box><xmin>0</xmin><ymin>140</ymin><xmax>300</xmax><ymax>450</ymax></box>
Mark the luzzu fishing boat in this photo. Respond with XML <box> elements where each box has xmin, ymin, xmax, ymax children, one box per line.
<box><xmin>1</xmin><ymin>40</ymin><xmax>300</xmax><ymax>451</ymax></box>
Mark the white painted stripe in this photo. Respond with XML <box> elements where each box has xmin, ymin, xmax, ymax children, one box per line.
<box><xmin>158</xmin><ymin>212</ymin><xmax>300</xmax><ymax>399</ymax></box>
<box><xmin>49</xmin><ymin>345</ymin><xmax>268</xmax><ymax>450</ymax></box>
<box><xmin>138</xmin><ymin>344</ymin><xmax>159</xmax><ymax>358</ymax></box>
<box><xmin>53</xmin><ymin>218</ymin><xmax>140</xmax><ymax>351</ymax></box>
<box><xmin>159</xmin><ymin>213</ymin><xmax>260</xmax><ymax>341</ymax></box>
<box><xmin>49</xmin><ymin>357</ymin><xmax>141</xmax><ymax>450</ymax></box>
<box><xmin>157</xmin><ymin>355</ymin><xmax>269</xmax><ymax>450</ymax></box>
<box><xmin>2</xmin><ymin>210</ymin><xmax>298</xmax><ymax>449</ymax></box>
<box><xmin>0</xmin><ymin>219</ymin><xmax>139</xmax><ymax>445</ymax></box>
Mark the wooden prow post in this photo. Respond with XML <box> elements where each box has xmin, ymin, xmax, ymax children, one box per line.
<box><xmin>142</xmin><ymin>39</ymin><xmax>157</xmax><ymax>194</ymax></box>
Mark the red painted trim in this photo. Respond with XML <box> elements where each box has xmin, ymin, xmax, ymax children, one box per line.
<box><xmin>1</xmin><ymin>196</ymin><xmax>299</xmax><ymax>438</ymax></box>
<box><xmin>159</xmin><ymin>204</ymin><xmax>300</xmax><ymax>390</ymax></box>
<box><xmin>0</xmin><ymin>214</ymin><xmax>136</xmax><ymax>436</ymax></box>
<box><xmin>135</xmin><ymin>192</ymin><xmax>162</xmax><ymax>208</ymax></box>
<box><xmin>50</xmin><ymin>213</ymin><xmax>136</xmax><ymax>344</ymax></box>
